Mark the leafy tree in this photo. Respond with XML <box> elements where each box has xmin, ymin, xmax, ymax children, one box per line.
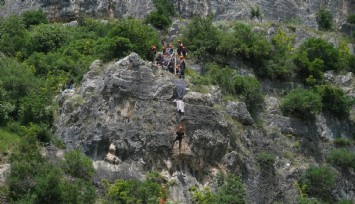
<box><xmin>190</xmin><ymin>173</ymin><xmax>246</xmax><ymax>204</ymax></box>
<box><xmin>298</xmin><ymin>166</ymin><xmax>337</xmax><ymax>202</ymax></box>
<box><xmin>0</xmin><ymin>15</ymin><xmax>27</xmax><ymax>56</ymax></box>
<box><xmin>218</xmin><ymin>22</ymin><xmax>271</xmax><ymax>66</ymax></box>
<box><xmin>28</xmin><ymin>23</ymin><xmax>69</xmax><ymax>53</ymax></box>
<box><xmin>108</xmin><ymin>19</ymin><xmax>160</xmax><ymax>59</ymax></box>
<box><xmin>182</xmin><ymin>16</ymin><xmax>220</xmax><ymax>62</ymax></box>
<box><xmin>21</xmin><ymin>9</ymin><xmax>48</xmax><ymax>28</ymax></box>
<box><xmin>190</xmin><ymin>186</ymin><xmax>217</xmax><ymax>204</ymax></box>
<box><xmin>316</xmin><ymin>9</ymin><xmax>333</xmax><ymax>30</ymax></box>
<box><xmin>62</xmin><ymin>150</ymin><xmax>95</xmax><ymax>180</ymax></box>
<box><xmin>263</xmin><ymin>29</ymin><xmax>296</xmax><ymax>80</ymax></box>
<box><xmin>256</xmin><ymin>151</ymin><xmax>276</xmax><ymax>174</ymax></box>
<box><xmin>281</xmin><ymin>88</ymin><xmax>322</xmax><ymax>119</ymax></box>
<box><xmin>103</xmin><ymin>178</ymin><xmax>162</xmax><ymax>204</ymax></box>
<box><xmin>314</xmin><ymin>84</ymin><xmax>352</xmax><ymax>119</ymax></box>
<box><xmin>94</xmin><ymin>36</ymin><xmax>133</xmax><ymax>62</ymax></box>
<box><xmin>327</xmin><ymin>148</ymin><xmax>355</xmax><ymax>170</ymax></box>
<box><xmin>347</xmin><ymin>14</ymin><xmax>355</xmax><ymax>24</ymax></box>
<box><xmin>216</xmin><ymin>174</ymin><xmax>246</xmax><ymax>204</ymax></box>
<box><xmin>145</xmin><ymin>0</ymin><xmax>174</xmax><ymax>29</ymax></box>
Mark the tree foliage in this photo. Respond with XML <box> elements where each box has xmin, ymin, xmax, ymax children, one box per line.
<box><xmin>298</xmin><ymin>166</ymin><xmax>337</xmax><ymax>202</ymax></box>
<box><xmin>281</xmin><ymin>88</ymin><xmax>322</xmax><ymax>119</ymax></box>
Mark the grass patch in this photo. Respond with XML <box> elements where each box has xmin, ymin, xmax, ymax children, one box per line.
<box><xmin>0</xmin><ymin>129</ymin><xmax>21</xmax><ymax>163</ymax></box>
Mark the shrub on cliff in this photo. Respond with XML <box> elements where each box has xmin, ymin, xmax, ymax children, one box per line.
<box><xmin>28</xmin><ymin>23</ymin><xmax>69</xmax><ymax>53</ymax></box>
<box><xmin>298</xmin><ymin>166</ymin><xmax>337</xmax><ymax>202</ymax></box>
<box><xmin>21</xmin><ymin>9</ymin><xmax>48</xmax><ymax>28</ymax></box>
<box><xmin>190</xmin><ymin>173</ymin><xmax>246</xmax><ymax>204</ymax></box>
<box><xmin>314</xmin><ymin>84</ymin><xmax>352</xmax><ymax>119</ymax></box>
<box><xmin>327</xmin><ymin>148</ymin><xmax>355</xmax><ymax>170</ymax></box>
<box><xmin>281</xmin><ymin>88</ymin><xmax>322</xmax><ymax>119</ymax></box>
<box><xmin>316</xmin><ymin>9</ymin><xmax>333</xmax><ymax>30</ymax></box>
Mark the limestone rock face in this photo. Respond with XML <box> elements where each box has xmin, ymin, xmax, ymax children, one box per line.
<box><xmin>55</xmin><ymin>53</ymin><xmax>232</xmax><ymax>203</ymax></box>
<box><xmin>53</xmin><ymin>53</ymin><xmax>355</xmax><ymax>203</ymax></box>
<box><xmin>0</xmin><ymin>0</ymin><xmax>353</xmax><ymax>28</ymax></box>
<box><xmin>225</xmin><ymin>101</ymin><xmax>254</xmax><ymax>125</ymax></box>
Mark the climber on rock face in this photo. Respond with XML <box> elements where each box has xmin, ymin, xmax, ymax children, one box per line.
<box><xmin>148</xmin><ymin>45</ymin><xmax>157</xmax><ymax>62</ymax></box>
<box><xmin>172</xmin><ymin>125</ymin><xmax>185</xmax><ymax>152</ymax></box>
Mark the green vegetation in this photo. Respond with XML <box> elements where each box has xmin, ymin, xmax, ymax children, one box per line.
<box><xmin>327</xmin><ymin>148</ymin><xmax>355</xmax><ymax>170</ymax></box>
<box><xmin>145</xmin><ymin>0</ymin><xmax>174</xmax><ymax>29</ymax></box>
<box><xmin>0</xmin><ymin>130</ymin><xmax>20</xmax><ymax>163</ymax></box>
<box><xmin>102</xmin><ymin>172</ymin><xmax>168</xmax><ymax>204</ymax></box>
<box><xmin>316</xmin><ymin>9</ymin><xmax>333</xmax><ymax>30</ymax></box>
<box><xmin>6</xmin><ymin>134</ymin><xmax>96</xmax><ymax>203</ymax></box>
<box><xmin>347</xmin><ymin>14</ymin><xmax>355</xmax><ymax>24</ymax></box>
<box><xmin>281</xmin><ymin>88</ymin><xmax>322</xmax><ymax>119</ymax></box>
<box><xmin>190</xmin><ymin>173</ymin><xmax>246</xmax><ymax>204</ymax></box>
<box><xmin>188</xmin><ymin>63</ymin><xmax>264</xmax><ymax>116</ymax></box>
<box><xmin>256</xmin><ymin>151</ymin><xmax>276</xmax><ymax>174</ymax></box>
<box><xmin>333</xmin><ymin>137</ymin><xmax>352</xmax><ymax>147</ymax></box>
<box><xmin>298</xmin><ymin>166</ymin><xmax>337</xmax><ymax>202</ymax></box>
<box><xmin>314</xmin><ymin>84</ymin><xmax>352</xmax><ymax>119</ymax></box>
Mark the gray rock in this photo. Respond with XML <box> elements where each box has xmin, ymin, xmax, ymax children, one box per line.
<box><xmin>335</xmin><ymin>72</ymin><xmax>353</xmax><ymax>87</ymax></box>
<box><xmin>0</xmin><ymin>163</ymin><xmax>10</xmax><ymax>187</ymax></box>
<box><xmin>55</xmin><ymin>53</ymin><xmax>231</xmax><ymax>203</ymax></box>
<box><xmin>225</xmin><ymin>101</ymin><xmax>254</xmax><ymax>125</ymax></box>
<box><xmin>184</xmin><ymin>91</ymin><xmax>213</xmax><ymax>107</ymax></box>
<box><xmin>0</xmin><ymin>0</ymin><xmax>352</xmax><ymax>29</ymax></box>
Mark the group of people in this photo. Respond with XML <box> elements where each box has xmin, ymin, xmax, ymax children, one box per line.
<box><xmin>148</xmin><ymin>40</ymin><xmax>189</xmax><ymax>152</ymax></box>
<box><xmin>148</xmin><ymin>40</ymin><xmax>187</xmax><ymax>79</ymax></box>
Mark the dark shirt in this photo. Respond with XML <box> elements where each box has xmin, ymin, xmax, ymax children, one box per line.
<box><xmin>176</xmin><ymin>130</ymin><xmax>184</xmax><ymax>140</ymax></box>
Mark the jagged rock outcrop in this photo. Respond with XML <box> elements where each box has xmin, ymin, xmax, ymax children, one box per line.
<box><xmin>1</xmin><ymin>0</ymin><xmax>353</xmax><ymax>28</ymax></box>
<box><xmin>55</xmin><ymin>53</ymin><xmax>233</xmax><ymax>203</ymax></box>
<box><xmin>55</xmin><ymin>53</ymin><xmax>355</xmax><ymax>203</ymax></box>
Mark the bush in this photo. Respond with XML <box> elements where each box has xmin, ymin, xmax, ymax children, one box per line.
<box><xmin>107</xmin><ymin>19</ymin><xmax>160</xmax><ymax>60</ymax></box>
<box><xmin>182</xmin><ymin>16</ymin><xmax>220</xmax><ymax>62</ymax></box>
<box><xmin>145</xmin><ymin>10</ymin><xmax>171</xmax><ymax>29</ymax></box>
<box><xmin>316</xmin><ymin>9</ymin><xmax>333</xmax><ymax>30</ymax></box>
<box><xmin>21</xmin><ymin>123</ymin><xmax>52</xmax><ymax>145</ymax></box>
<box><xmin>0</xmin><ymin>15</ymin><xmax>27</xmax><ymax>56</ymax></box>
<box><xmin>314</xmin><ymin>84</ymin><xmax>351</xmax><ymax>119</ymax></box>
<box><xmin>190</xmin><ymin>186</ymin><xmax>217</xmax><ymax>204</ymax></box>
<box><xmin>327</xmin><ymin>148</ymin><xmax>355</xmax><ymax>170</ymax></box>
<box><xmin>295</xmin><ymin>38</ymin><xmax>343</xmax><ymax>77</ymax></box>
<box><xmin>21</xmin><ymin>9</ymin><xmax>48</xmax><ymax>28</ymax></box>
<box><xmin>298</xmin><ymin>166</ymin><xmax>337</xmax><ymax>201</ymax></box>
<box><xmin>233</xmin><ymin>75</ymin><xmax>264</xmax><ymax>114</ymax></box>
<box><xmin>217</xmin><ymin>22</ymin><xmax>271</xmax><ymax>66</ymax></box>
<box><xmin>333</xmin><ymin>137</ymin><xmax>352</xmax><ymax>147</ymax></box>
<box><xmin>216</xmin><ymin>174</ymin><xmax>246</xmax><ymax>204</ymax></box>
<box><xmin>346</xmin><ymin>14</ymin><xmax>355</xmax><ymax>24</ymax></box>
<box><xmin>263</xmin><ymin>29</ymin><xmax>296</xmax><ymax>80</ymax></box>
<box><xmin>28</xmin><ymin>23</ymin><xmax>69</xmax><ymax>53</ymax></box>
<box><xmin>94</xmin><ymin>36</ymin><xmax>133</xmax><ymax>62</ymax></box>
<box><xmin>281</xmin><ymin>88</ymin><xmax>322</xmax><ymax>119</ymax></box>
<box><xmin>62</xmin><ymin>150</ymin><xmax>95</xmax><ymax>180</ymax></box>
<box><xmin>103</xmin><ymin>178</ymin><xmax>162</xmax><ymax>204</ymax></box>
<box><xmin>190</xmin><ymin>173</ymin><xmax>246</xmax><ymax>204</ymax></box>
<box><xmin>60</xmin><ymin>179</ymin><xmax>96</xmax><ymax>204</ymax></box>
<box><xmin>19</xmin><ymin>89</ymin><xmax>54</xmax><ymax>126</ymax></box>
<box><xmin>256</xmin><ymin>151</ymin><xmax>276</xmax><ymax>174</ymax></box>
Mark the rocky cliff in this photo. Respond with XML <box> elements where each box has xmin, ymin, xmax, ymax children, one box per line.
<box><xmin>55</xmin><ymin>53</ymin><xmax>355</xmax><ymax>203</ymax></box>
<box><xmin>0</xmin><ymin>0</ymin><xmax>354</xmax><ymax>28</ymax></box>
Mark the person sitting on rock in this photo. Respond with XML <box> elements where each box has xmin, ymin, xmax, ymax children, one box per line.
<box><xmin>172</xmin><ymin>125</ymin><xmax>185</xmax><ymax>152</ymax></box>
